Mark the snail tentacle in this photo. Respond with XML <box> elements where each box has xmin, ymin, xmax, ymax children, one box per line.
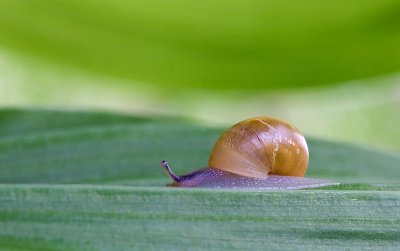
<box><xmin>160</xmin><ymin>160</ymin><xmax>181</xmax><ymax>182</ymax></box>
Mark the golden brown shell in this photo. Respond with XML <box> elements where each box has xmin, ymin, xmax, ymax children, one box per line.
<box><xmin>208</xmin><ymin>117</ymin><xmax>309</xmax><ymax>178</ymax></box>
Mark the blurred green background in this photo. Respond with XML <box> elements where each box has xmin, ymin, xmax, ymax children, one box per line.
<box><xmin>0</xmin><ymin>0</ymin><xmax>399</xmax><ymax>152</ymax></box>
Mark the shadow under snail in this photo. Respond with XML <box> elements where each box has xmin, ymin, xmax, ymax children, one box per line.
<box><xmin>160</xmin><ymin>116</ymin><xmax>337</xmax><ymax>189</ymax></box>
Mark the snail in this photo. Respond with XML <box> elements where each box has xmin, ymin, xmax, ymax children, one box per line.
<box><xmin>160</xmin><ymin>116</ymin><xmax>337</xmax><ymax>189</ymax></box>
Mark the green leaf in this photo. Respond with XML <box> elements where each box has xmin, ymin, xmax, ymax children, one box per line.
<box><xmin>0</xmin><ymin>0</ymin><xmax>400</xmax><ymax>91</ymax></box>
<box><xmin>1</xmin><ymin>185</ymin><xmax>399</xmax><ymax>250</ymax></box>
<box><xmin>0</xmin><ymin>108</ymin><xmax>399</xmax><ymax>250</ymax></box>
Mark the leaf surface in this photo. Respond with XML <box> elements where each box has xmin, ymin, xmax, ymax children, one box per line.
<box><xmin>0</xmin><ymin>109</ymin><xmax>399</xmax><ymax>250</ymax></box>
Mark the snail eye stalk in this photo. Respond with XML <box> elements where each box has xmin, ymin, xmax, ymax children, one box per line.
<box><xmin>160</xmin><ymin>160</ymin><xmax>181</xmax><ymax>182</ymax></box>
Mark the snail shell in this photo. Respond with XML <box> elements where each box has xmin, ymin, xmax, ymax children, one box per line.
<box><xmin>209</xmin><ymin>117</ymin><xmax>308</xmax><ymax>178</ymax></box>
<box><xmin>160</xmin><ymin>116</ymin><xmax>337</xmax><ymax>189</ymax></box>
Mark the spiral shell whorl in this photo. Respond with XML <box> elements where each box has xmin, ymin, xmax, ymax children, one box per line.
<box><xmin>208</xmin><ymin>117</ymin><xmax>309</xmax><ymax>178</ymax></box>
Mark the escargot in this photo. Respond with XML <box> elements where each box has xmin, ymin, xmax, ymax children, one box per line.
<box><xmin>160</xmin><ymin>116</ymin><xmax>337</xmax><ymax>189</ymax></box>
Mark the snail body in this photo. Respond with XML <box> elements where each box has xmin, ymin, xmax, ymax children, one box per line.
<box><xmin>160</xmin><ymin>117</ymin><xmax>337</xmax><ymax>189</ymax></box>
